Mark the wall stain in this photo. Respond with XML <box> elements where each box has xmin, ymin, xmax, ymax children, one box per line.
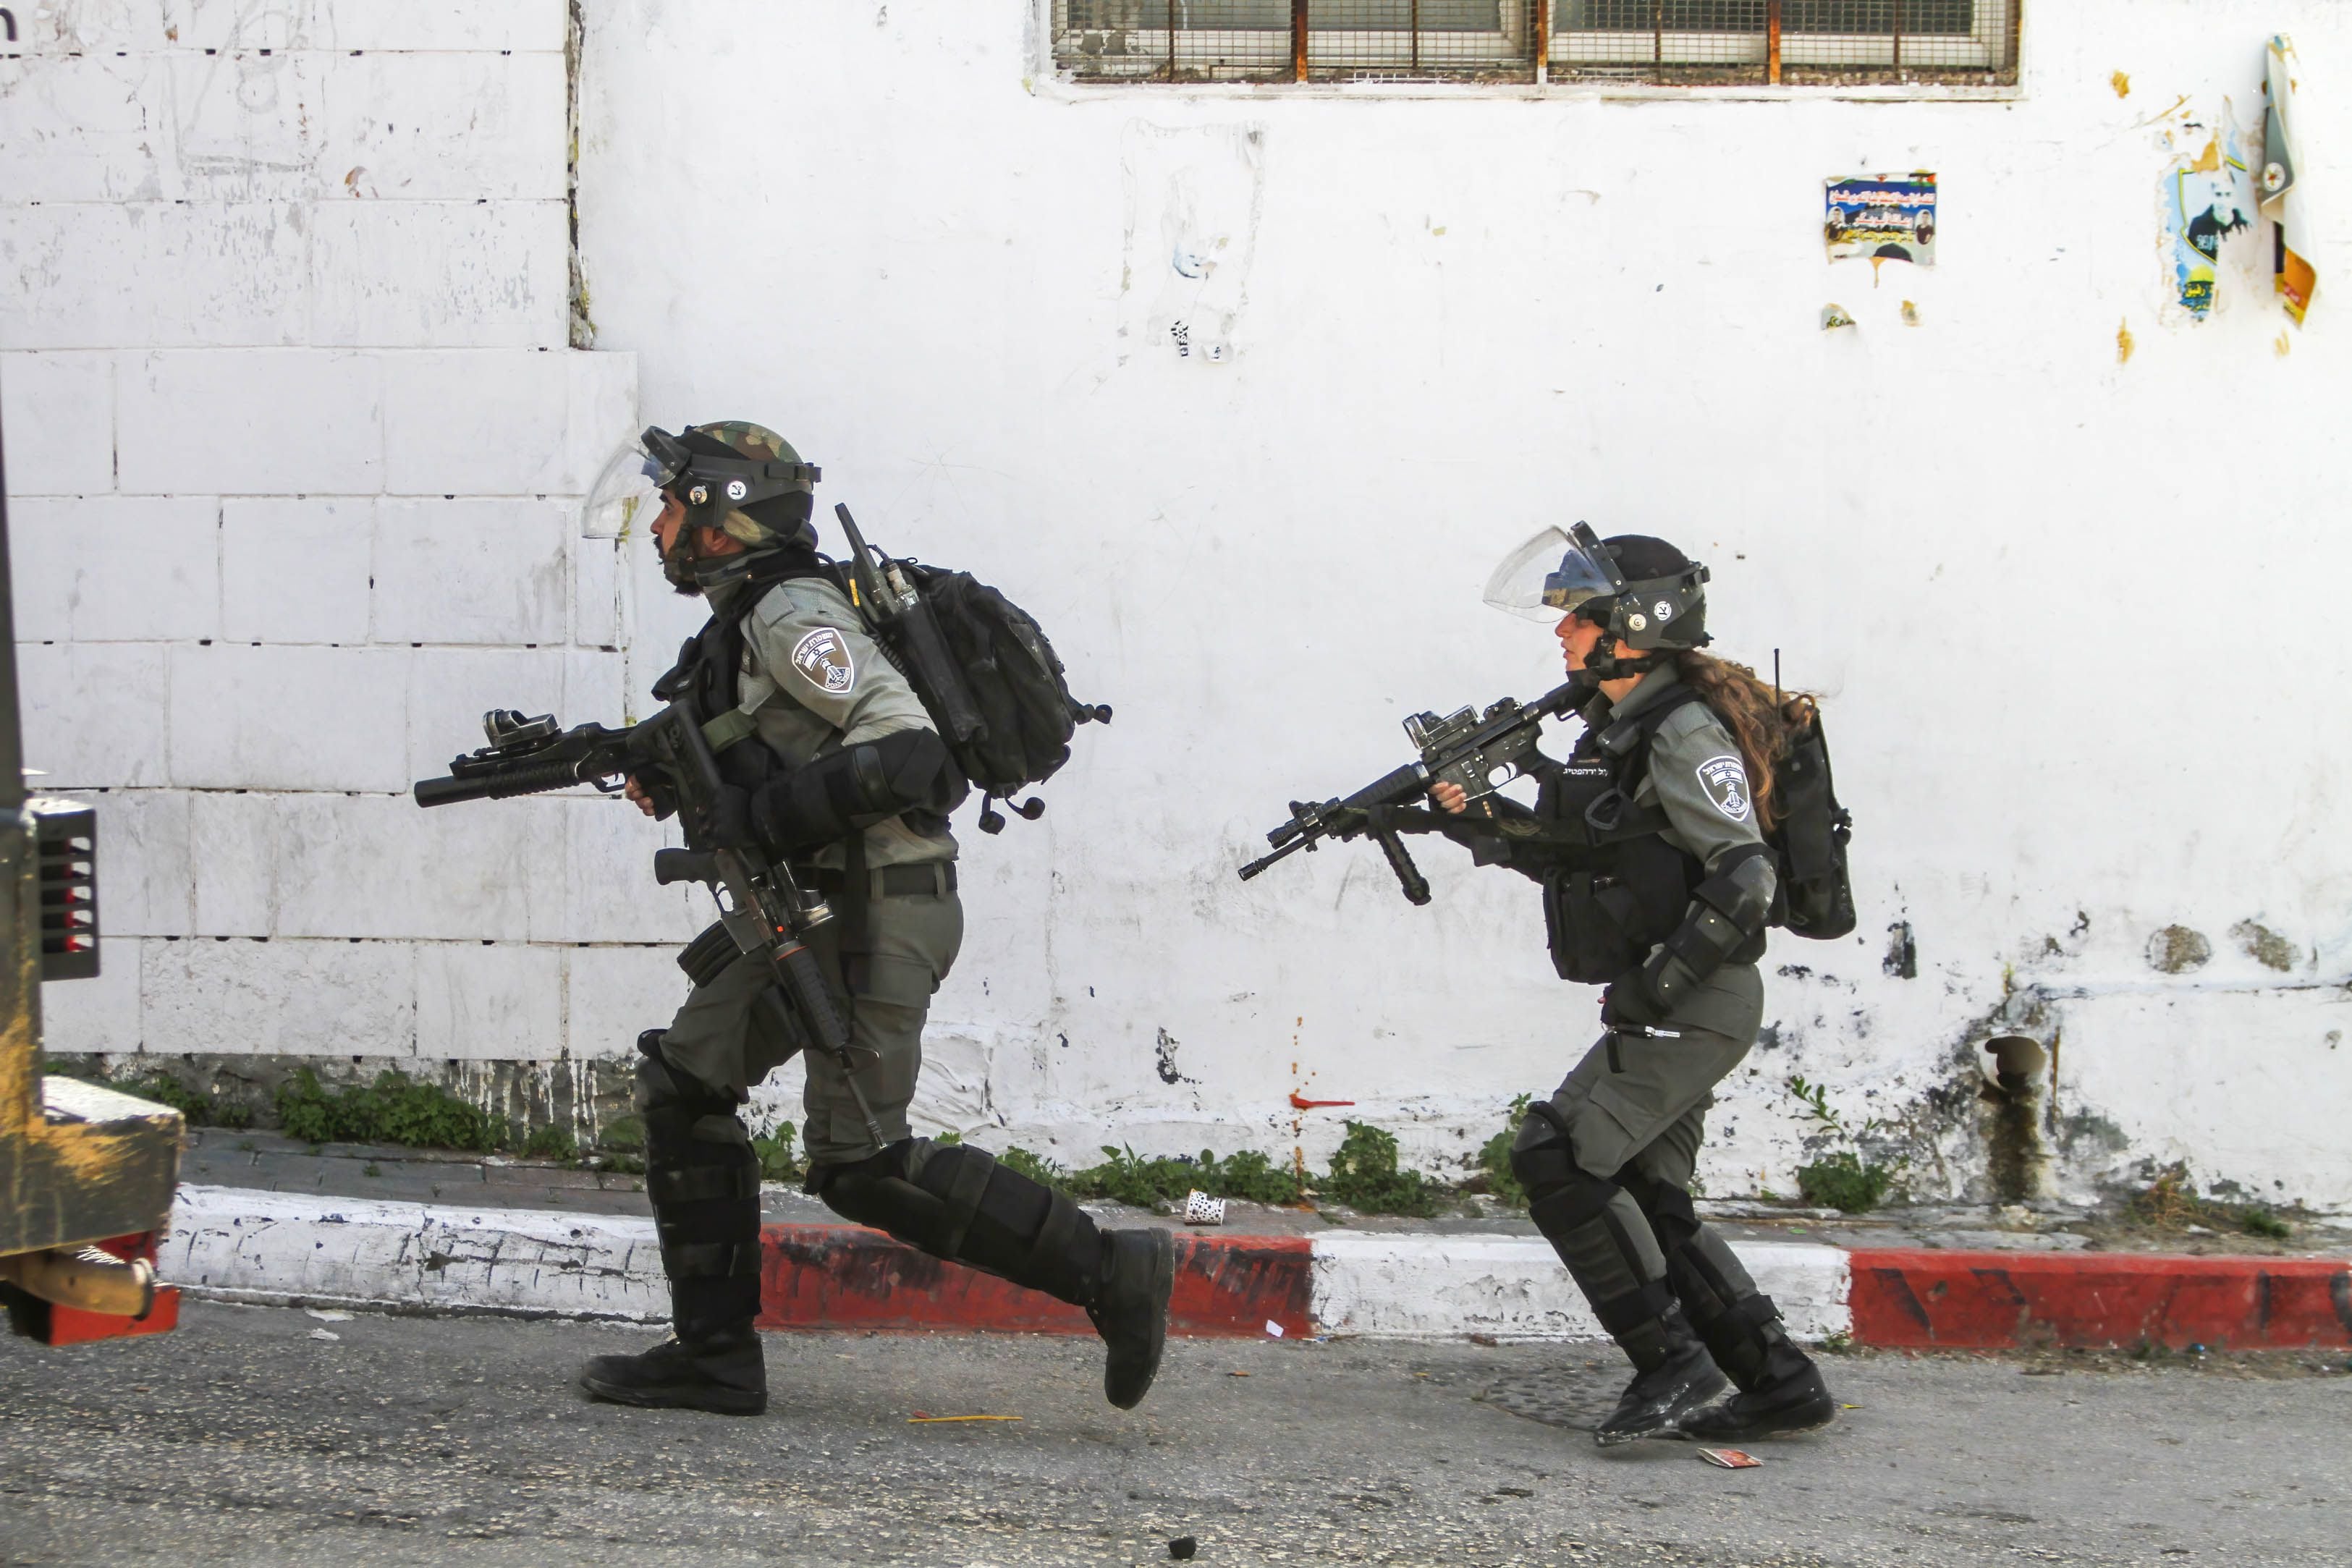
<box><xmin>2229</xmin><ymin>920</ymin><xmax>2298</xmax><ymax>973</ymax></box>
<box><xmin>2146</xmin><ymin>924</ymin><xmax>2211</xmax><ymax>973</ymax></box>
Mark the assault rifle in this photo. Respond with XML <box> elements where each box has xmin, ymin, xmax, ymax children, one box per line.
<box><xmin>1237</xmin><ymin>677</ymin><xmax>1591</xmax><ymax>906</ymax></box>
<box><xmin>413</xmin><ymin>705</ymin><xmax>886</xmax><ymax>1148</ymax></box>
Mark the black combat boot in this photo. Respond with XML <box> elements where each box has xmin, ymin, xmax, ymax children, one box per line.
<box><xmin>578</xmin><ymin>1323</ymin><xmax>768</xmax><ymax>1416</ymax></box>
<box><xmin>1594</xmin><ymin>1304</ymin><xmax>1727</xmax><ymax>1446</ymax></box>
<box><xmin>1088</xmin><ymin>1227</ymin><xmax>1176</xmax><ymax>1410</ymax></box>
<box><xmin>1676</xmin><ymin>1339</ymin><xmax>1835</xmax><ymax>1441</ymax></box>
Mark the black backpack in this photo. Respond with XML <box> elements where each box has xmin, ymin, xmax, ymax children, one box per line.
<box><xmin>822</xmin><ymin>508</ymin><xmax>1109</xmax><ymax>833</ymax></box>
<box><xmin>1767</xmin><ymin>705</ymin><xmax>1856</xmax><ymax>940</ymax></box>
<box><xmin>1623</xmin><ymin>690</ymin><xmax>1854</xmax><ymax>940</ymax></box>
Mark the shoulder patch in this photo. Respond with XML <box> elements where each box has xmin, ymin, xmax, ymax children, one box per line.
<box><xmin>789</xmin><ymin>627</ymin><xmax>856</xmax><ymax>696</ymax></box>
<box><xmin>1696</xmin><ymin>754</ymin><xmax>1753</xmax><ymax>823</ymax></box>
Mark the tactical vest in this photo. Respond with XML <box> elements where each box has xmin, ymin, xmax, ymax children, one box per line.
<box><xmin>1532</xmin><ymin>688</ymin><xmax>1769</xmax><ymax>984</ymax></box>
<box><xmin>649</xmin><ymin>602</ymin><xmax>786</xmax><ymax>800</ymax></box>
<box><xmin>648</xmin><ymin>555</ymin><xmax>949</xmax><ymax>838</ymax></box>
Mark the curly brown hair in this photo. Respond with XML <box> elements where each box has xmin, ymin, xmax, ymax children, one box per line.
<box><xmin>1671</xmin><ymin>650</ymin><xmax>1817</xmax><ymax>832</ymax></box>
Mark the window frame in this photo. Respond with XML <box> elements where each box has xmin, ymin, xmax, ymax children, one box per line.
<box><xmin>1044</xmin><ymin>0</ymin><xmax>2023</xmax><ymax>94</ymax></box>
<box><xmin>1554</xmin><ymin>1</ymin><xmax>2012</xmax><ymax>73</ymax></box>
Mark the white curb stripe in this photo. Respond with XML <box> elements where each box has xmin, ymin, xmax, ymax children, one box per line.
<box><xmin>166</xmin><ymin>1185</ymin><xmax>669</xmax><ymax>1321</ymax></box>
<box><xmin>1309</xmin><ymin>1232</ymin><xmax>1852</xmax><ymax>1343</ymax></box>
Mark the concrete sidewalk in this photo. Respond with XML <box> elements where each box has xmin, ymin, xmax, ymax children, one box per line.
<box><xmin>167</xmin><ymin>1130</ymin><xmax>2352</xmax><ymax>1352</ymax></box>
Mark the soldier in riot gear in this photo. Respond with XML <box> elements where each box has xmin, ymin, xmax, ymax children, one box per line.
<box><xmin>574</xmin><ymin>423</ymin><xmax>1173</xmax><ymax>1416</ymax></box>
<box><xmin>1429</xmin><ymin>524</ymin><xmax>1837</xmax><ymax>1446</ymax></box>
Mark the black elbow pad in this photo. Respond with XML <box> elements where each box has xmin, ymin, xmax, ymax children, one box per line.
<box><xmin>1644</xmin><ymin>844</ymin><xmax>1777</xmax><ymax>1004</ymax></box>
<box><xmin>750</xmin><ymin>729</ymin><xmax>968</xmax><ymax>852</ymax></box>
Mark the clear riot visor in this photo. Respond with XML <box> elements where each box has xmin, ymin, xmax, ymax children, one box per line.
<box><xmin>1481</xmin><ymin>525</ymin><xmax>1623</xmax><ymax>622</ymax></box>
<box><xmin>580</xmin><ymin>438</ymin><xmax>669</xmax><ymax>541</ymax></box>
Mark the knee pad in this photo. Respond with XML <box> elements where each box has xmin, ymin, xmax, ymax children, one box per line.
<box><xmin>809</xmin><ymin>1140</ymin><xmax>1011</xmax><ymax>1262</ymax></box>
<box><xmin>1510</xmin><ymin>1104</ymin><xmax>1616</xmax><ymax>1230</ymax></box>
<box><xmin>809</xmin><ymin>1138</ymin><xmax>941</xmax><ymax>1246</ymax></box>
<box><xmin>811</xmin><ymin>1140</ymin><xmax>1099</xmax><ymax>1302</ymax></box>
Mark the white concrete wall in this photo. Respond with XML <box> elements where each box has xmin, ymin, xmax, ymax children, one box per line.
<box><xmin>574</xmin><ymin>0</ymin><xmax>2352</xmax><ymax>1208</ymax></box>
<box><xmin>1</xmin><ymin>1</ymin><xmax>666</xmax><ymax>1095</ymax></box>
<box><xmin>12</xmin><ymin>0</ymin><xmax>2352</xmax><ymax>1211</ymax></box>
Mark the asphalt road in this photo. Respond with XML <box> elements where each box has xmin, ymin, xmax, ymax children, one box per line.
<box><xmin>0</xmin><ymin>1302</ymin><xmax>2345</xmax><ymax>1567</ymax></box>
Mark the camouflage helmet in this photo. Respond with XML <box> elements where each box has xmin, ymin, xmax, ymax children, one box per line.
<box><xmin>644</xmin><ymin>420</ymin><xmax>821</xmax><ymax>550</ymax></box>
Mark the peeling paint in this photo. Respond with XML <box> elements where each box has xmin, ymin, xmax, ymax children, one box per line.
<box><xmin>1153</xmin><ymin>1027</ymin><xmax>1197</xmax><ymax>1087</ymax></box>
<box><xmin>1882</xmin><ymin>921</ymin><xmax>1917</xmax><ymax>980</ymax></box>
<box><xmin>2146</xmin><ymin>925</ymin><xmax>2212</xmax><ymax>974</ymax></box>
<box><xmin>2229</xmin><ymin>920</ymin><xmax>2298</xmax><ymax>973</ymax></box>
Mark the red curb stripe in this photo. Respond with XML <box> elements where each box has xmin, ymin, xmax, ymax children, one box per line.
<box><xmin>752</xmin><ymin>1224</ymin><xmax>1315</xmax><ymax>1339</ymax></box>
<box><xmin>1849</xmin><ymin>1249</ymin><xmax>2352</xmax><ymax>1351</ymax></box>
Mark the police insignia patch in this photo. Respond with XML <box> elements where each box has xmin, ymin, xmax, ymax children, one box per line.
<box><xmin>1696</xmin><ymin>754</ymin><xmax>1752</xmax><ymax>822</ymax></box>
<box><xmin>790</xmin><ymin>627</ymin><xmax>856</xmax><ymax>695</ymax></box>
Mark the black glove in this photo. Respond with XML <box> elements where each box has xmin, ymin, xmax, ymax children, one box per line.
<box><xmin>701</xmin><ymin>782</ymin><xmax>758</xmax><ymax>851</ymax></box>
<box><xmin>1601</xmin><ymin>967</ymin><xmax>1669</xmax><ymax>1030</ymax></box>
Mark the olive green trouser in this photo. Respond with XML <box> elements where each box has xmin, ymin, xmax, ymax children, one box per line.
<box><xmin>1540</xmin><ymin>964</ymin><xmax>1764</xmax><ymax>1188</ymax></box>
<box><xmin>1516</xmin><ymin>965</ymin><xmax>1769</xmax><ymax>1358</ymax></box>
<box><xmin>656</xmin><ymin>877</ymin><xmax>963</xmax><ymax>1166</ymax></box>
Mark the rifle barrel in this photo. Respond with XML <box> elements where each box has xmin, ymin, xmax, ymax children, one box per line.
<box><xmin>1238</xmin><ymin>836</ymin><xmax>1311</xmax><ymax>881</ymax></box>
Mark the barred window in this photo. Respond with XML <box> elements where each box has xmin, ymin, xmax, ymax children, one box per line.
<box><xmin>1054</xmin><ymin>1</ymin><xmax>2019</xmax><ymax>87</ymax></box>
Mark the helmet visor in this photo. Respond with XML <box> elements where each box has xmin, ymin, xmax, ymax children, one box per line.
<box><xmin>581</xmin><ymin>438</ymin><xmax>667</xmax><ymax>541</ymax></box>
<box><xmin>1482</xmin><ymin>525</ymin><xmax>1624</xmax><ymax>622</ymax></box>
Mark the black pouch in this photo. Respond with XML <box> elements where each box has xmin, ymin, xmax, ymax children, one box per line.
<box><xmin>1544</xmin><ymin>870</ymin><xmax>1646</xmax><ymax>983</ymax></box>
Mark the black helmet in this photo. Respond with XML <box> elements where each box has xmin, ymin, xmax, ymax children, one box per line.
<box><xmin>1484</xmin><ymin>522</ymin><xmax>1711</xmax><ymax>655</ymax></box>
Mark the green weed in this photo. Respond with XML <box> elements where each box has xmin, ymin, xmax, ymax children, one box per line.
<box><xmin>1060</xmin><ymin>1145</ymin><xmax>1311</xmax><ymax>1210</ymax></box>
<box><xmin>752</xmin><ymin>1124</ymin><xmax>800</xmax><ymax>1184</ymax></box>
<box><xmin>520</xmin><ymin>1125</ymin><xmax>579</xmax><ymax>1164</ymax></box>
<box><xmin>273</xmin><ymin>1068</ymin><xmax>502</xmax><ymax>1153</ymax></box>
<box><xmin>1000</xmin><ymin>1146</ymin><xmax>1068</xmax><ymax>1187</ymax></box>
<box><xmin>1476</xmin><ymin>1094</ymin><xmax>1534</xmax><ymax>1208</ymax></box>
<box><xmin>1321</xmin><ymin>1122</ymin><xmax>1442</xmax><ymax>1219</ymax></box>
<box><xmin>1796</xmin><ymin>1151</ymin><xmax>1895</xmax><ymax>1213</ymax></box>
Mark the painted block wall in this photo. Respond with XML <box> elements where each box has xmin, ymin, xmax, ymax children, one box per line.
<box><xmin>1</xmin><ymin>1</ymin><xmax>661</xmax><ymax>1106</ymax></box>
<box><xmin>575</xmin><ymin>0</ymin><xmax>2352</xmax><ymax>1208</ymax></box>
<box><xmin>9</xmin><ymin>0</ymin><xmax>2351</xmax><ymax>1213</ymax></box>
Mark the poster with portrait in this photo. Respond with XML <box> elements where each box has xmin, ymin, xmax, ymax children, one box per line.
<box><xmin>1824</xmin><ymin>173</ymin><xmax>1939</xmax><ymax>267</ymax></box>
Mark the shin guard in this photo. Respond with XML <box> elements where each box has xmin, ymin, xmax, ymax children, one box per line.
<box><xmin>636</xmin><ymin>1036</ymin><xmax>763</xmax><ymax>1342</ymax></box>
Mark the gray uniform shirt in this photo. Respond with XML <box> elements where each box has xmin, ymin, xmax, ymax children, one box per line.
<box><xmin>1591</xmin><ymin>666</ymin><xmax>1775</xmax><ymax>1039</ymax></box>
<box><xmin>723</xmin><ymin>574</ymin><xmax>957</xmax><ymax>870</ymax></box>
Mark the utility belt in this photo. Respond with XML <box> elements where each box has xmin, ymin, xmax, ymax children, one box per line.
<box><xmin>676</xmin><ymin>858</ymin><xmax>957</xmax><ymax>992</ymax></box>
<box><xmin>806</xmin><ymin>860</ymin><xmax>958</xmax><ymax>902</ymax></box>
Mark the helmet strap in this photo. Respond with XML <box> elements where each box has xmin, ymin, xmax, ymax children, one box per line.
<box><xmin>1585</xmin><ymin>645</ymin><xmax>1672</xmax><ymax>682</ymax></box>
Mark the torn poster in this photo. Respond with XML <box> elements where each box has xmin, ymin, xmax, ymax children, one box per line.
<box><xmin>1120</xmin><ymin>121</ymin><xmax>1266</xmax><ymax>368</ymax></box>
<box><xmin>2159</xmin><ymin>101</ymin><xmax>2256</xmax><ymax>321</ymax></box>
<box><xmin>2264</xmin><ymin>35</ymin><xmax>2314</xmax><ymax>325</ymax></box>
<box><xmin>1824</xmin><ymin>174</ymin><xmax>1937</xmax><ymax>268</ymax></box>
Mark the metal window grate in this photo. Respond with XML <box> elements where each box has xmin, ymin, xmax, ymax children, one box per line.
<box><xmin>1054</xmin><ymin>0</ymin><xmax>2018</xmax><ymax>85</ymax></box>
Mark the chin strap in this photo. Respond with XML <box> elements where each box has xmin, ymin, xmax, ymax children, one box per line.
<box><xmin>1583</xmin><ymin>648</ymin><xmax>1674</xmax><ymax>682</ymax></box>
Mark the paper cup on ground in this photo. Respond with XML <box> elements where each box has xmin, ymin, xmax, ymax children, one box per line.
<box><xmin>1183</xmin><ymin>1189</ymin><xmax>1227</xmax><ymax>1226</ymax></box>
